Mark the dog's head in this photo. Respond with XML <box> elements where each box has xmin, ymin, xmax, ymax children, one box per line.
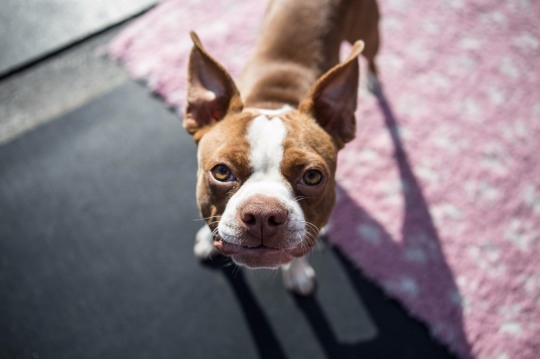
<box><xmin>184</xmin><ymin>32</ymin><xmax>363</xmax><ymax>268</ymax></box>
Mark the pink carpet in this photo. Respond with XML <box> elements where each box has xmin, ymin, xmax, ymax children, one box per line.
<box><xmin>108</xmin><ymin>1</ymin><xmax>540</xmax><ymax>358</ymax></box>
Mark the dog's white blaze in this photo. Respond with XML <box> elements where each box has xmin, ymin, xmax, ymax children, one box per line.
<box><xmin>244</xmin><ymin>105</ymin><xmax>294</xmax><ymax>118</ymax></box>
<box><xmin>217</xmin><ymin>113</ymin><xmax>306</xmax><ymax>246</ymax></box>
<box><xmin>248</xmin><ymin>115</ymin><xmax>286</xmax><ymax>176</ymax></box>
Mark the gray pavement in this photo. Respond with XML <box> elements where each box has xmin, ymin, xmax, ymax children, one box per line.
<box><xmin>0</xmin><ymin>0</ymin><xmax>156</xmax><ymax>76</ymax></box>
<box><xmin>0</xmin><ymin>27</ymin><xmax>128</xmax><ymax>145</ymax></box>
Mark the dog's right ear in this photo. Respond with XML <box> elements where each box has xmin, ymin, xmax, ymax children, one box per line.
<box><xmin>299</xmin><ymin>41</ymin><xmax>364</xmax><ymax>149</ymax></box>
<box><xmin>184</xmin><ymin>32</ymin><xmax>243</xmax><ymax>141</ymax></box>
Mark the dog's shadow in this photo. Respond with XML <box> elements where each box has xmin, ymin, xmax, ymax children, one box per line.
<box><xmin>203</xmin><ymin>88</ymin><xmax>471</xmax><ymax>359</ymax></box>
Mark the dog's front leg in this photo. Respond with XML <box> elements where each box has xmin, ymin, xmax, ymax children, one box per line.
<box><xmin>193</xmin><ymin>225</ymin><xmax>220</xmax><ymax>260</ymax></box>
<box><xmin>282</xmin><ymin>257</ymin><xmax>316</xmax><ymax>296</ymax></box>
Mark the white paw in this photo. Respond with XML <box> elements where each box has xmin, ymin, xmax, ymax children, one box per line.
<box><xmin>319</xmin><ymin>225</ymin><xmax>329</xmax><ymax>238</ymax></box>
<box><xmin>282</xmin><ymin>257</ymin><xmax>317</xmax><ymax>296</ymax></box>
<box><xmin>193</xmin><ymin>225</ymin><xmax>220</xmax><ymax>260</ymax></box>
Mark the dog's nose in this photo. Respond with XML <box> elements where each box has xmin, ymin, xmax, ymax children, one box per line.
<box><xmin>239</xmin><ymin>195</ymin><xmax>288</xmax><ymax>242</ymax></box>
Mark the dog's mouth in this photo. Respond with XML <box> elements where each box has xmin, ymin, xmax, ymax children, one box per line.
<box><xmin>213</xmin><ymin>238</ymin><xmax>311</xmax><ymax>269</ymax></box>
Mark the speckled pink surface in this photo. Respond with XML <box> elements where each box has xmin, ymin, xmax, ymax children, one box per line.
<box><xmin>109</xmin><ymin>1</ymin><xmax>540</xmax><ymax>358</ymax></box>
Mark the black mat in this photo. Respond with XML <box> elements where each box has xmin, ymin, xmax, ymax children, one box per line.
<box><xmin>0</xmin><ymin>82</ymin><xmax>456</xmax><ymax>359</ymax></box>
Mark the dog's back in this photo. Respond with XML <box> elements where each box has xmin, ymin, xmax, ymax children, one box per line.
<box><xmin>239</xmin><ymin>0</ymin><xmax>380</xmax><ymax>108</ymax></box>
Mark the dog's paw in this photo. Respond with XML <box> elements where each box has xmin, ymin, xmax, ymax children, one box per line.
<box><xmin>319</xmin><ymin>225</ymin><xmax>329</xmax><ymax>239</ymax></box>
<box><xmin>194</xmin><ymin>225</ymin><xmax>220</xmax><ymax>260</ymax></box>
<box><xmin>282</xmin><ymin>258</ymin><xmax>317</xmax><ymax>296</ymax></box>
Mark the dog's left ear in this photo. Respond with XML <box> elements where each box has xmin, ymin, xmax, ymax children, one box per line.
<box><xmin>184</xmin><ymin>32</ymin><xmax>243</xmax><ymax>141</ymax></box>
<box><xmin>299</xmin><ymin>41</ymin><xmax>364</xmax><ymax>149</ymax></box>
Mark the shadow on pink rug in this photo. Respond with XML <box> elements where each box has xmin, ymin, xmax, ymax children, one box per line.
<box><xmin>108</xmin><ymin>1</ymin><xmax>540</xmax><ymax>358</ymax></box>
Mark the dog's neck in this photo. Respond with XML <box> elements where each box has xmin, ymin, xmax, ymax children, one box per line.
<box><xmin>238</xmin><ymin>0</ymin><xmax>345</xmax><ymax>109</ymax></box>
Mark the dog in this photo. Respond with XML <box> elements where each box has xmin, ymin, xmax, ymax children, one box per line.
<box><xmin>184</xmin><ymin>0</ymin><xmax>380</xmax><ymax>295</ymax></box>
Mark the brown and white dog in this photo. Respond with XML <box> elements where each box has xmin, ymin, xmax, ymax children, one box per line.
<box><xmin>184</xmin><ymin>0</ymin><xmax>380</xmax><ymax>295</ymax></box>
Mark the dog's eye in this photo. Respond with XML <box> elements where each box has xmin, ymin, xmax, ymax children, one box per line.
<box><xmin>211</xmin><ymin>165</ymin><xmax>235</xmax><ymax>182</ymax></box>
<box><xmin>302</xmin><ymin>169</ymin><xmax>323</xmax><ymax>186</ymax></box>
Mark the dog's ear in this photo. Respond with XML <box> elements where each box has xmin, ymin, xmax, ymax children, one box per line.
<box><xmin>184</xmin><ymin>32</ymin><xmax>243</xmax><ymax>141</ymax></box>
<box><xmin>299</xmin><ymin>41</ymin><xmax>364</xmax><ymax>149</ymax></box>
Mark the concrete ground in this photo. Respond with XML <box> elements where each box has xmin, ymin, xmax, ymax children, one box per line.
<box><xmin>0</xmin><ymin>2</ymin><xmax>457</xmax><ymax>358</ymax></box>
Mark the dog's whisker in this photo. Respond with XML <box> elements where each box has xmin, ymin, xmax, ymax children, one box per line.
<box><xmin>193</xmin><ymin>215</ymin><xmax>220</xmax><ymax>222</ymax></box>
<box><xmin>293</xmin><ymin>196</ymin><xmax>311</xmax><ymax>203</ymax></box>
<box><xmin>302</xmin><ymin>221</ymin><xmax>321</xmax><ymax>236</ymax></box>
<box><xmin>210</xmin><ymin>228</ymin><xmax>221</xmax><ymax>241</ymax></box>
<box><xmin>230</xmin><ymin>264</ymin><xmax>241</xmax><ymax>277</ymax></box>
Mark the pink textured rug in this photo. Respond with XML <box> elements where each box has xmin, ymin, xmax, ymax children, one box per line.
<box><xmin>109</xmin><ymin>1</ymin><xmax>540</xmax><ymax>358</ymax></box>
